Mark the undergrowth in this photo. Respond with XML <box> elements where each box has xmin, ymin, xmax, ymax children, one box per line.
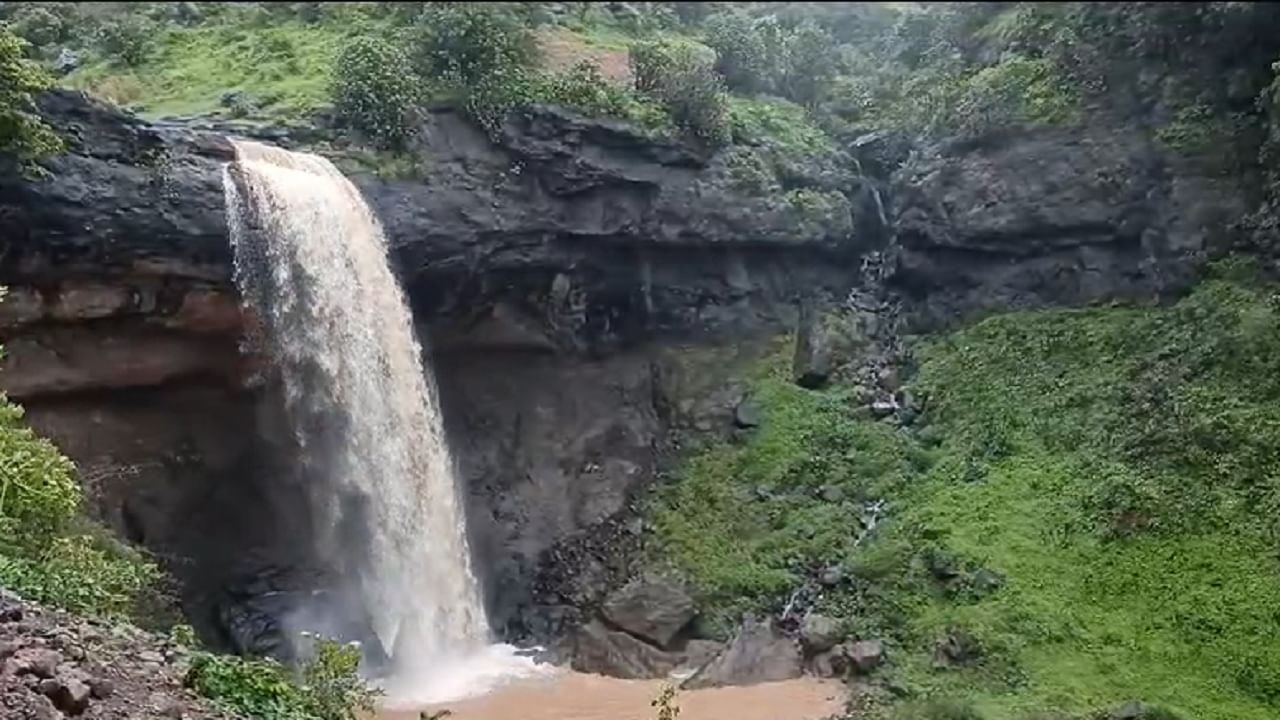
<box><xmin>182</xmin><ymin>629</ymin><xmax>378</xmax><ymax>720</ymax></box>
<box><xmin>652</xmin><ymin>341</ymin><xmax>920</xmax><ymax>637</ymax></box>
<box><xmin>655</xmin><ymin>258</ymin><xmax>1280</xmax><ymax>718</ymax></box>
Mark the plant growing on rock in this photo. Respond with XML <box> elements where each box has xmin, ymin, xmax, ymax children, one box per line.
<box><xmin>630</xmin><ymin>38</ymin><xmax>730</xmax><ymax>146</ymax></box>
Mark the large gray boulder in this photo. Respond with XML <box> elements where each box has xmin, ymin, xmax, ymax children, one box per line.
<box><xmin>682</xmin><ymin>617</ymin><xmax>802</xmax><ymax>689</ymax></box>
<box><xmin>600</xmin><ymin>575</ymin><xmax>695</xmax><ymax>648</ymax></box>
<box><xmin>571</xmin><ymin>620</ymin><xmax>683</xmax><ymax>679</ymax></box>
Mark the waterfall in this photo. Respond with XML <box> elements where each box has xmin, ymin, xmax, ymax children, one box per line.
<box><xmin>222</xmin><ymin>140</ymin><xmax>514</xmax><ymax>697</ymax></box>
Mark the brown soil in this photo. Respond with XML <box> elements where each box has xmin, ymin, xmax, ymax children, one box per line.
<box><xmin>535</xmin><ymin>27</ymin><xmax>633</xmax><ymax>86</ymax></box>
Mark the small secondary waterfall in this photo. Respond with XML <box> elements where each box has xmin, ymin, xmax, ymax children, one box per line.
<box><xmin>221</xmin><ymin>140</ymin><xmax>490</xmax><ymax>685</ymax></box>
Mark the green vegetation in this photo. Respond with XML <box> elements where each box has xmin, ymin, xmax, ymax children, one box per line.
<box><xmin>653</xmin><ymin>342</ymin><xmax>919</xmax><ymax>635</ymax></box>
<box><xmin>628</xmin><ymin>37</ymin><xmax>729</xmax><ymax>145</ymax></box>
<box><xmin>654</xmin><ymin>261</ymin><xmax>1280</xmax><ymax>718</ymax></box>
<box><xmin>184</xmin><ymin>631</ymin><xmax>378</xmax><ymax>720</ymax></box>
<box><xmin>0</xmin><ymin>297</ymin><xmax>157</xmax><ymax>617</ymax></box>
<box><xmin>16</xmin><ymin>2</ymin><xmax>1280</xmax><ymax>162</ymax></box>
<box><xmin>331</xmin><ymin>36</ymin><xmax>419</xmax><ymax>149</ymax></box>
<box><xmin>0</xmin><ymin>24</ymin><xmax>62</xmax><ymax>170</ymax></box>
<box><xmin>65</xmin><ymin>16</ymin><xmax>352</xmax><ymax>118</ymax></box>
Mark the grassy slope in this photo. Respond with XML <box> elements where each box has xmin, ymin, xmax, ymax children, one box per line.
<box><xmin>64</xmin><ymin>14</ymin><xmax>375</xmax><ymax>119</ymax></box>
<box><xmin>59</xmin><ymin>9</ymin><xmax>833</xmax><ymax>159</ymax></box>
<box><xmin>653</xmin><ymin>260</ymin><xmax>1280</xmax><ymax>719</ymax></box>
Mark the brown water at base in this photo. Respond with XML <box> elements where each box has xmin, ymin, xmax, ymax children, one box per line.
<box><xmin>377</xmin><ymin>672</ymin><xmax>845</xmax><ymax>720</ymax></box>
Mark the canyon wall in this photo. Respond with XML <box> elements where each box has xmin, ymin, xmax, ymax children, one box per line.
<box><xmin>0</xmin><ymin>89</ymin><xmax>1248</xmax><ymax>651</ymax></box>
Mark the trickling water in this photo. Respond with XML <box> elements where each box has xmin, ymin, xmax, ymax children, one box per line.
<box><xmin>222</xmin><ymin>140</ymin><xmax>539</xmax><ymax>701</ymax></box>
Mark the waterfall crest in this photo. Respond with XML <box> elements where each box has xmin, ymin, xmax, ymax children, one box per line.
<box><xmin>221</xmin><ymin>139</ymin><xmax>488</xmax><ymax>677</ymax></box>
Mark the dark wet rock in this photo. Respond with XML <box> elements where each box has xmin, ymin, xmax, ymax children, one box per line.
<box><xmin>600</xmin><ymin>575</ymin><xmax>695</xmax><ymax>649</ymax></box>
<box><xmin>679</xmin><ymin>639</ymin><xmax>723</xmax><ymax>674</ymax></box>
<box><xmin>732</xmin><ymin>398</ymin><xmax>761</xmax><ymax>429</ymax></box>
<box><xmin>682</xmin><ymin>617</ymin><xmax>802</xmax><ymax>689</ymax></box>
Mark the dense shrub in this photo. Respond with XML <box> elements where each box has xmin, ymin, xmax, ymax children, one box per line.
<box><xmin>948</xmin><ymin>55</ymin><xmax>1078</xmax><ymax>137</ymax></box>
<box><xmin>630</xmin><ymin>39</ymin><xmax>729</xmax><ymax>145</ymax></box>
<box><xmin>703</xmin><ymin>12</ymin><xmax>778</xmax><ymax>94</ymax></box>
<box><xmin>778</xmin><ymin>20</ymin><xmax>838</xmax><ymax>109</ymax></box>
<box><xmin>94</xmin><ymin>14</ymin><xmax>152</xmax><ymax>66</ymax></box>
<box><xmin>0</xmin><ymin>25</ymin><xmax>62</xmax><ymax>169</ymax></box>
<box><xmin>539</xmin><ymin>60</ymin><xmax>670</xmax><ymax>130</ymax></box>
<box><xmin>7</xmin><ymin>4</ymin><xmax>65</xmax><ymax>48</ymax></box>
<box><xmin>409</xmin><ymin>4</ymin><xmax>537</xmax><ymax>86</ymax></box>
<box><xmin>185</xmin><ymin>635</ymin><xmax>377</xmax><ymax>720</ymax></box>
<box><xmin>406</xmin><ymin>4</ymin><xmax>540</xmax><ymax>133</ymax></box>
<box><xmin>330</xmin><ymin>37</ymin><xmax>420</xmax><ymax>149</ymax></box>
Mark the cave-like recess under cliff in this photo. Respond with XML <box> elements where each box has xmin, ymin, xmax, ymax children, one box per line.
<box><xmin>0</xmin><ymin>89</ymin><xmax>1246</xmax><ymax>655</ymax></box>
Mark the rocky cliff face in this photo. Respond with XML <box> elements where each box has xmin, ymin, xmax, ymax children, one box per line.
<box><xmin>0</xmin><ymin>89</ymin><xmax>1252</xmax><ymax>658</ymax></box>
<box><xmin>885</xmin><ymin>125</ymin><xmax>1250</xmax><ymax>329</ymax></box>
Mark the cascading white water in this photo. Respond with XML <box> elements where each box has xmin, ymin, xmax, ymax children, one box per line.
<box><xmin>222</xmin><ymin>140</ymin><xmax>545</xmax><ymax>703</ymax></box>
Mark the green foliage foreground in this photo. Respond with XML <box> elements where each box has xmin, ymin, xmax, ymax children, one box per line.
<box><xmin>184</xmin><ymin>631</ymin><xmax>378</xmax><ymax>720</ymax></box>
<box><xmin>654</xmin><ymin>261</ymin><xmax>1280</xmax><ymax>719</ymax></box>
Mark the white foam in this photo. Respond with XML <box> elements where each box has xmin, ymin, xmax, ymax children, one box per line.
<box><xmin>379</xmin><ymin>643</ymin><xmax>561</xmax><ymax>709</ymax></box>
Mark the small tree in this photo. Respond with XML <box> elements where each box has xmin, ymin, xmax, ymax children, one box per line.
<box><xmin>409</xmin><ymin>4</ymin><xmax>537</xmax><ymax>86</ymax></box>
<box><xmin>780</xmin><ymin>21</ymin><xmax>839</xmax><ymax>109</ymax></box>
<box><xmin>331</xmin><ymin>37</ymin><xmax>420</xmax><ymax>149</ymax></box>
<box><xmin>630</xmin><ymin>39</ymin><xmax>729</xmax><ymax>146</ymax></box>
<box><xmin>0</xmin><ymin>25</ymin><xmax>63</xmax><ymax>170</ymax></box>
<box><xmin>95</xmin><ymin>14</ymin><xmax>153</xmax><ymax>67</ymax></box>
<box><xmin>703</xmin><ymin>12</ymin><xmax>774</xmax><ymax>94</ymax></box>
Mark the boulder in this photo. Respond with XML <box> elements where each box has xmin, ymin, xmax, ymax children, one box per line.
<box><xmin>39</xmin><ymin>674</ymin><xmax>92</xmax><ymax>715</ymax></box>
<box><xmin>600</xmin><ymin>576</ymin><xmax>695</xmax><ymax>649</ymax></box>
<box><xmin>793</xmin><ymin>306</ymin><xmax>833</xmax><ymax>389</ymax></box>
<box><xmin>678</xmin><ymin>639</ymin><xmax>724</xmax><ymax>674</ymax></box>
<box><xmin>682</xmin><ymin>617</ymin><xmax>802</xmax><ymax>689</ymax></box>
<box><xmin>733</xmin><ymin>398</ymin><xmax>761</xmax><ymax>429</ymax></box>
<box><xmin>933</xmin><ymin>631</ymin><xmax>981</xmax><ymax>668</ymax></box>
<box><xmin>847</xmin><ymin>639</ymin><xmax>884</xmax><ymax>673</ymax></box>
<box><xmin>571</xmin><ymin>620</ymin><xmax>681</xmax><ymax>679</ymax></box>
<box><xmin>799</xmin><ymin>614</ymin><xmax>842</xmax><ymax>654</ymax></box>
<box><xmin>5</xmin><ymin>649</ymin><xmax>62</xmax><ymax>679</ymax></box>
